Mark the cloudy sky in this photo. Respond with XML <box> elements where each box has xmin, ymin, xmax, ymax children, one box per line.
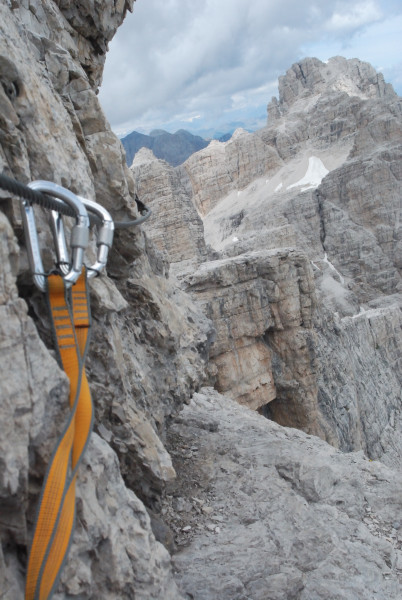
<box><xmin>99</xmin><ymin>0</ymin><xmax>402</xmax><ymax>138</ymax></box>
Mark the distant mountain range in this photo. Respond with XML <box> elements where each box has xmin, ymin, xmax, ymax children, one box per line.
<box><xmin>121</xmin><ymin>128</ymin><xmax>232</xmax><ymax>167</ymax></box>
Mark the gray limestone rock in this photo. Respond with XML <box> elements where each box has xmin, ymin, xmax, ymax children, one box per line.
<box><xmin>268</xmin><ymin>56</ymin><xmax>397</xmax><ymax>124</ymax></box>
<box><xmin>183</xmin><ymin>128</ymin><xmax>283</xmax><ymax>215</ymax></box>
<box><xmin>139</xmin><ymin>56</ymin><xmax>402</xmax><ymax>469</ymax></box>
<box><xmin>1</xmin><ymin>3</ymin><xmax>402</xmax><ymax>598</ymax></box>
<box><xmin>185</xmin><ymin>249</ymin><xmax>321</xmax><ymax>437</ymax></box>
<box><xmin>131</xmin><ymin>148</ymin><xmax>209</xmax><ymax>278</ymax></box>
<box><xmin>53</xmin><ymin>434</ymin><xmax>182</xmax><ymax>600</ymax></box>
<box><xmin>170</xmin><ymin>389</ymin><xmax>402</xmax><ymax>600</ymax></box>
<box><xmin>0</xmin><ymin>1</ymin><xmax>211</xmax><ymax>597</ymax></box>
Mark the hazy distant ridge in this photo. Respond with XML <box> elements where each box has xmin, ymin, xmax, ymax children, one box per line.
<box><xmin>121</xmin><ymin>128</ymin><xmax>209</xmax><ymax>167</ymax></box>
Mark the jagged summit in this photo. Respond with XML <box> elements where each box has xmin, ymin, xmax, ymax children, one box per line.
<box><xmin>268</xmin><ymin>56</ymin><xmax>397</xmax><ymax>122</ymax></box>
<box><xmin>230</xmin><ymin>127</ymin><xmax>250</xmax><ymax>140</ymax></box>
<box><xmin>131</xmin><ymin>145</ymin><xmax>159</xmax><ymax>165</ymax></box>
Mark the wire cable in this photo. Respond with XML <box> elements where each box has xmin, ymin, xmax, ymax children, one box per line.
<box><xmin>0</xmin><ymin>172</ymin><xmax>151</xmax><ymax>228</ymax></box>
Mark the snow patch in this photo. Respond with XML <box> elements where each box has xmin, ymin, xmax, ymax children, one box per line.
<box><xmin>287</xmin><ymin>156</ymin><xmax>329</xmax><ymax>191</ymax></box>
<box><xmin>351</xmin><ymin>306</ymin><xmax>368</xmax><ymax>319</ymax></box>
<box><xmin>323</xmin><ymin>253</ymin><xmax>344</xmax><ymax>284</ymax></box>
<box><xmin>274</xmin><ymin>182</ymin><xmax>283</xmax><ymax>192</ymax></box>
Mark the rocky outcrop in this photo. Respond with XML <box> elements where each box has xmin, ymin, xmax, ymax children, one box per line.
<box><xmin>168</xmin><ymin>388</ymin><xmax>402</xmax><ymax>600</ymax></box>
<box><xmin>185</xmin><ymin>249</ymin><xmax>322</xmax><ymax>437</ymax></box>
<box><xmin>315</xmin><ymin>301</ymin><xmax>402</xmax><ymax>465</ymax></box>
<box><xmin>211</xmin><ymin>62</ymin><xmax>400</xmax><ymax>458</ymax></box>
<box><xmin>137</xmin><ymin>57</ymin><xmax>402</xmax><ymax>469</ymax></box>
<box><xmin>269</xmin><ymin>56</ymin><xmax>397</xmax><ymax>123</ymax></box>
<box><xmin>131</xmin><ymin>148</ymin><xmax>209</xmax><ymax>278</ymax></box>
<box><xmin>0</xmin><ymin>2</ymin><xmax>212</xmax><ymax>597</ymax></box>
<box><xmin>183</xmin><ymin>128</ymin><xmax>283</xmax><ymax>215</ymax></box>
<box><xmin>2</xmin><ymin>5</ymin><xmax>402</xmax><ymax>597</ymax></box>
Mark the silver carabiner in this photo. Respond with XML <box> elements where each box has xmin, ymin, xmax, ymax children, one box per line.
<box><xmin>50</xmin><ymin>209</ymin><xmax>70</xmax><ymax>276</ymax></box>
<box><xmin>48</xmin><ymin>195</ymin><xmax>114</xmax><ymax>279</ymax></box>
<box><xmin>20</xmin><ymin>181</ymin><xmax>89</xmax><ymax>291</ymax></box>
<box><xmin>78</xmin><ymin>197</ymin><xmax>114</xmax><ymax>279</ymax></box>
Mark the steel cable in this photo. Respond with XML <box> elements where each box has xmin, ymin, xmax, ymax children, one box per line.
<box><xmin>0</xmin><ymin>172</ymin><xmax>151</xmax><ymax>228</ymax></box>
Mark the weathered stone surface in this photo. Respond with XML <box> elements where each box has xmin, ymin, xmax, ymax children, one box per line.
<box><xmin>269</xmin><ymin>56</ymin><xmax>397</xmax><ymax>124</ymax></box>
<box><xmin>131</xmin><ymin>148</ymin><xmax>209</xmax><ymax>277</ymax></box>
<box><xmin>2</xmin><ymin>6</ymin><xmax>402</xmax><ymax>596</ymax></box>
<box><xmin>170</xmin><ymin>389</ymin><xmax>402</xmax><ymax>600</ymax></box>
<box><xmin>0</xmin><ymin>1</ymin><xmax>211</xmax><ymax>596</ymax></box>
<box><xmin>315</xmin><ymin>301</ymin><xmax>402</xmax><ymax>465</ymax></box>
<box><xmin>88</xmin><ymin>257</ymin><xmax>213</xmax><ymax>503</ymax></box>
<box><xmin>134</xmin><ymin>57</ymin><xmax>402</xmax><ymax>475</ymax></box>
<box><xmin>0</xmin><ymin>211</ymin><xmax>69</xmax><ymax>599</ymax></box>
<box><xmin>183</xmin><ymin>58</ymin><xmax>401</xmax><ymax>465</ymax></box>
<box><xmin>183</xmin><ymin>128</ymin><xmax>283</xmax><ymax>215</ymax></box>
<box><xmin>316</xmin><ymin>148</ymin><xmax>402</xmax><ymax>301</ymax></box>
<box><xmin>185</xmin><ymin>249</ymin><xmax>322</xmax><ymax>436</ymax></box>
<box><xmin>53</xmin><ymin>434</ymin><xmax>182</xmax><ymax>600</ymax></box>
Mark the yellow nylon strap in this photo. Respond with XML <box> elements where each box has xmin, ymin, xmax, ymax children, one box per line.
<box><xmin>25</xmin><ymin>270</ymin><xmax>93</xmax><ymax>600</ymax></box>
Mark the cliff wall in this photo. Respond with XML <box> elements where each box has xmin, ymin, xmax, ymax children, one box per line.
<box><xmin>2</xmin><ymin>5</ymin><xmax>402</xmax><ymax>599</ymax></box>
<box><xmin>137</xmin><ymin>56</ymin><xmax>402</xmax><ymax>467</ymax></box>
<box><xmin>0</xmin><ymin>2</ymin><xmax>212</xmax><ymax>597</ymax></box>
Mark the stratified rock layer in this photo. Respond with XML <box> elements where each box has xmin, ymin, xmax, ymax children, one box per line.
<box><xmin>183</xmin><ymin>129</ymin><xmax>283</xmax><ymax>215</ymax></box>
<box><xmin>131</xmin><ymin>148</ymin><xmax>209</xmax><ymax>277</ymax></box>
<box><xmin>185</xmin><ymin>249</ymin><xmax>322</xmax><ymax>437</ymax></box>
<box><xmin>269</xmin><ymin>56</ymin><xmax>396</xmax><ymax>123</ymax></box>
<box><xmin>2</xmin><ymin>7</ymin><xmax>402</xmax><ymax>597</ymax></box>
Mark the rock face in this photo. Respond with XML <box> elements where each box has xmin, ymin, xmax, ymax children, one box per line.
<box><xmin>139</xmin><ymin>56</ymin><xmax>402</xmax><ymax>469</ymax></box>
<box><xmin>169</xmin><ymin>389</ymin><xmax>402</xmax><ymax>600</ymax></box>
<box><xmin>2</xmin><ymin>6</ymin><xmax>402</xmax><ymax>598</ymax></box>
<box><xmin>131</xmin><ymin>148</ymin><xmax>209</xmax><ymax>277</ymax></box>
<box><xmin>185</xmin><ymin>249</ymin><xmax>322</xmax><ymax>438</ymax></box>
<box><xmin>0</xmin><ymin>2</ymin><xmax>213</xmax><ymax>597</ymax></box>
<box><xmin>121</xmin><ymin>128</ymin><xmax>209</xmax><ymax>167</ymax></box>
<box><xmin>183</xmin><ymin>128</ymin><xmax>283</xmax><ymax>215</ymax></box>
<box><xmin>269</xmin><ymin>56</ymin><xmax>396</xmax><ymax>122</ymax></box>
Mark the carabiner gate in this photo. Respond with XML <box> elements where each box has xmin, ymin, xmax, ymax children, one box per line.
<box><xmin>46</xmin><ymin>195</ymin><xmax>114</xmax><ymax>279</ymax></box>
<box><xmin>20</xmin><ymin>181</ymin><xmax>89</xmax><ymax>291</ymax></box>
<box><xmin>78</xmin><ymin>196</ymin><xmax>114</xmax><ymax>279</ymax></box>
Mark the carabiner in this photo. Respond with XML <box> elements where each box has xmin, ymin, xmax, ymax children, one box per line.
<box><xmin>20</xmin><ymin>181</ymin><xmax>89</xmax><ymax>291</ymax></box>
<box><xmin>50</xmin><ymin>209</ymin><xmax>70</xmax><ymax>276</ymax></box>
<box><xmin>47</xmin><ymin>195</ymin><xmax>114</xmax><ymax>279</ymax></box>
<box><xmin>78</xmin><ymin>197</ymin><xmax>114</xmax><ymax>279</ymax></box>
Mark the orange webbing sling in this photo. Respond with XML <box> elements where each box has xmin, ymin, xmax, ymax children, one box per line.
<box><xmin>25</xmin><ymin>269</ymin><xmax>93</xmax><ymax>600</ymax></box>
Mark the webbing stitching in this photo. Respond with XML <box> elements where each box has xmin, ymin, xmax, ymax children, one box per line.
<box><xmin>26</xmin><ymin>269</ymin><xmax>93</xmax><ymax>600</ymax></box>
<box><xmin>27</xmin><ymin>275</ymin><xmax>83</xmax><ymax>600</ymax></box>
<box><xmin>42</xmin><ymin>270</ymin><xmax>93</xmax><ymax>600</ymax></box>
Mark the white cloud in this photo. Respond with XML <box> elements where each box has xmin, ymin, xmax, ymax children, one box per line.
<box><xmin>181</xmin><ymin>115</ymin><xmax>202</xmax><ymax>123</ymax></box>
<box><xmin>99</xmin><ymin>0</ymin><xmax>402</xmax><ymax>135</ymax></box>
<box><xmin>326</xmin><ymin>1</ymin><xmax>382</xmax><ymax>32</ymax></box>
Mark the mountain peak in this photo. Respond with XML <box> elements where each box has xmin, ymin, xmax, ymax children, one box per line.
<box><xmin>121</xmin><ymin>128</ymin><xmax>209</xmax><ymax>167</ymax></box>
<box><xmin>268</xmin><ymin>56</ymin><xmax>397</xmax><ymax>122</ymax></box>
<box><xmin>131</xmin><ymin>146</ymin><xmax>158</xmax><ymax>166</ymax></box>
<box><xmin>149</xmin><ymin>129</ymin><xmax>168</xmax><ymax>137</ymax></box>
